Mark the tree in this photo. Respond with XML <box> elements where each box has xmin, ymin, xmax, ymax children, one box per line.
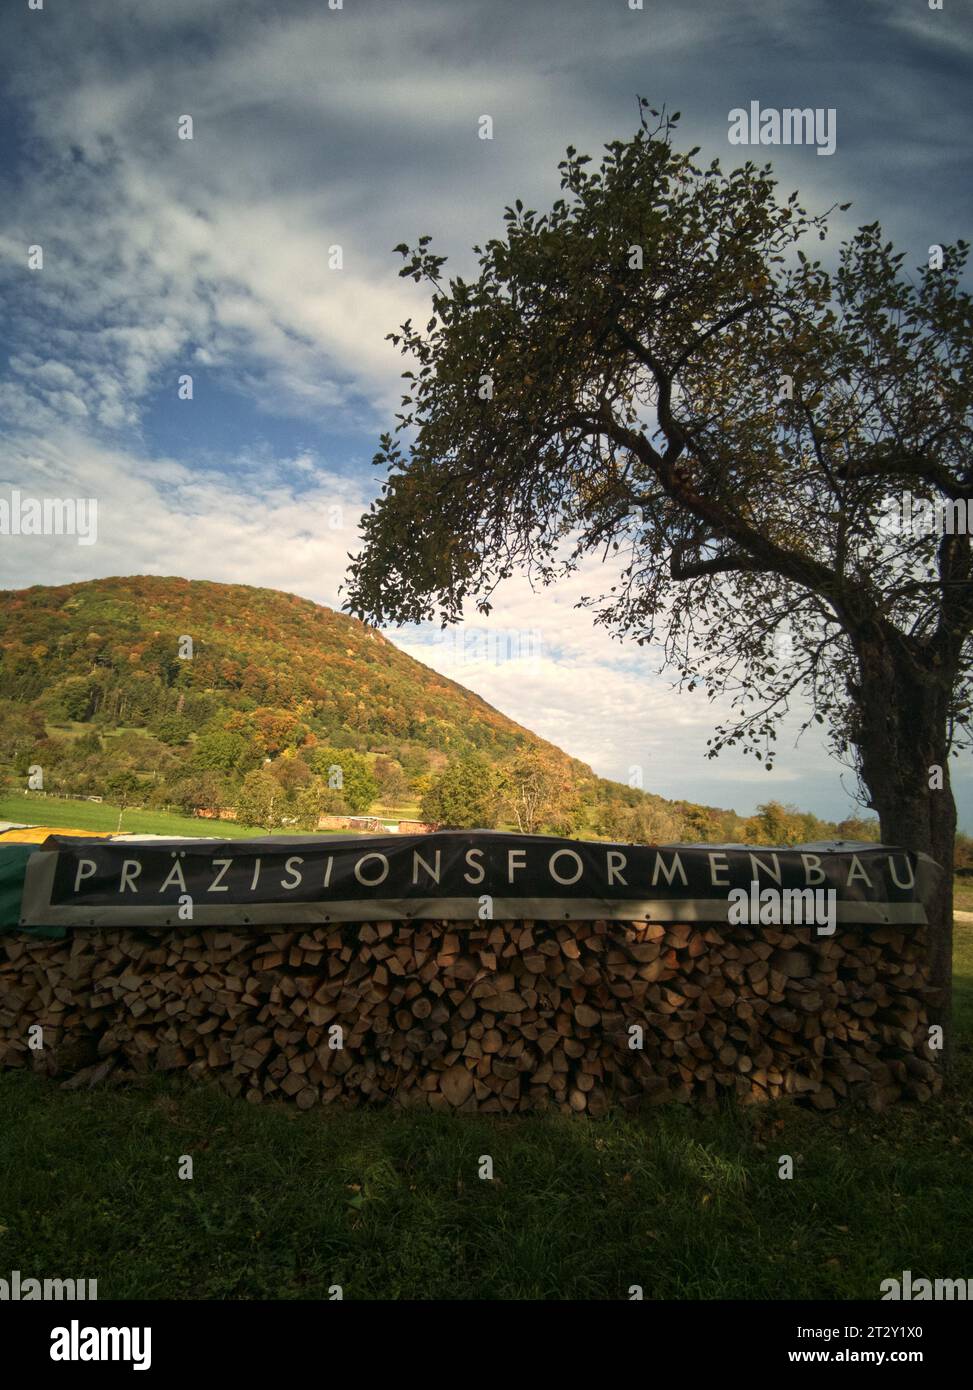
<box><xmin>0</xmin><ymin>702</ymin><xmax>46</xmax><ymax>765</ymax></box>
<box><xmin>193</xmin><ymin>729</ymin><xmax>253</xmax><ymax>775</ymax></box>
<box><xmin>634</xmin><ymin>800</ymin><xmax>685</xmax><ymax>842</ymax></box>
<box><xmin>291</xmin><ymin>777</ymin><xmax>351</xmax><ymax>831</ymax></box>
<box><xmin>235</xmin><ymin>769</ymin><xmax>286</xmax><ymax>833</ymax></box>
<box><xmin>600</xmin><ymin>795</ymin><xmax>684</xmax><ymax>843</ymax></box>
<box><xmin>345</xmin><ymin>105</ymin><xmax>972</xmax><ymax>1045</ymax></box>
<box><xmin>309</xmin><ymin>747</ymin><xmax>377</xmax><ymax>814</ymax></box>
<box><xmin>412</xmin><ymin>772</ymin><xmax>436</xmax><ymax>807</ymax></box>
<box><xmin>167</xmin><ymin>771</ymin><xmax>228</xmax><ymax>818</ymax></box>
<box><xmin>54</xmin><ymin>675</ymin><xmax>94</xmax><ymax>722</ymax></box>
<box><xmin>679</xmin><ymin>803</ymin><xmax>720</xmax><ymax>842</ymax></box>
<box><xmin>268</xmin><ymin>753</ymin><xmax>312</xmax><ymax>798</ymax></box>
<box><xmin>373</xmin><ymin>755</ymin><xmax>409</xmax><ymax>806</ymax></box>
<box><xmin>74</xmin><ymin>728</ymin><xmax>103</xmax><ymax>757</ymax></box>
<box><xmin>500</xmin><ymin>749</ymin><xmax>579</xmax><ymax>836</ymax></box>
<box><xmin>246</xmin><ymin>707</ymin><xmax>307</xmax><ymax>757</ymax></box>
<box><xmin>105</xmin><ymin>770</ymin><xmax>140</xmax><ymax>831</ymax></box>
<box><xmin>746</xmin><ymin>800</ymin><xmax>805</xmax><ymax>846</ymax></box>
<box><xmin>836</xmin><ymin>815</ymin><xmax>882</xmax><ymax>842</ymax></box>
<box><xmin>152</xmin><ymin>712</ymin><xmax>192</xmax><ymax>745</ymax></box>
<box><xmin>420</xmin><ymin>752</ymin><xmax>499</xmax><ymax>828</ymax></box>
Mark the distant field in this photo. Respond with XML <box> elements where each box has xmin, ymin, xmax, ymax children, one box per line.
<box><xmin>0</xmin><ymin>792</ymin><xmax>365</xmax><ymax>839</ymax></box>
<box><xmin>44</xmin><ymin>721</ymin><xmax>151</xmax><ymax>742</ymax></box>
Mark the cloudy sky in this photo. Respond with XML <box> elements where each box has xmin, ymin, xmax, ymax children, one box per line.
<box><xmin>1</xmin><ymin>0</ymin><xmax>971</xmax><ymax>827</ymax></box>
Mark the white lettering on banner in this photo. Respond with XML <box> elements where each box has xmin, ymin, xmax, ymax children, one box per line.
<box><xmin>38</xmin><ymin>837</ymin><xmax>922</xmax><ymax>929</ymax></box>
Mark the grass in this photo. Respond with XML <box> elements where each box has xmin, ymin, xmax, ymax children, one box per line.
<box><xmin>953</xmin><ymin>877</ymin><xmax>973</xmax><ymax>914</ymax></box>
<box><xmin>0</xmin><ymin>792</ymin><xmax>365</xmax><ymax>839</ymax></box>
<box><xmin>1</xmin><ymin>927</ymin><xmax>971</xmax><ymax>1300</ymax></box>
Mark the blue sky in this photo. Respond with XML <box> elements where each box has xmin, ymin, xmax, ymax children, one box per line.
<box><xmin>0</xmin><ymin>0</ymin><xmax>971</xmax><ymax>827</ymax></box>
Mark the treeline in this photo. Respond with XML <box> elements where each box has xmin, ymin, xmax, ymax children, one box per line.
<box><xmin>415</xmin><ymin>747</ymin><xmax>884</xmax><ymax>844</ymax></box>
<box><xmin>0</xmin><ymin>701</ymin><xmax>408</xmax><ymax>829</ymax></box>
<box><xmin>1</xmin><ymin>696</ymin><xmax>892</xmax><ymax>846</ymax></box>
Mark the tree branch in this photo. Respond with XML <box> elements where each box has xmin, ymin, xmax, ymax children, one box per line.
<box><xmin>670</xmin><ymin>545</ymin><xmax>760</xmax><ymax>580</ymax></box>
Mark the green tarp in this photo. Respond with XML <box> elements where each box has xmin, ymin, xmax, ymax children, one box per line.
<box><xmin>0</xmin><ymin>843</ymin><xmax>65</xmax><ymax>938</ymax></box>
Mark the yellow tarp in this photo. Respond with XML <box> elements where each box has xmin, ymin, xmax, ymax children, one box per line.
<box><xmin>0</xmin><ymin>826</ymin><xmax>113</xmax><ymax>842</ymax></box>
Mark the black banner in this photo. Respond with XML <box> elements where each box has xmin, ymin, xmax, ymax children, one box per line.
<box><xmin>19</xmin><ymin>831</ymin><xmax>938</xmax><ymax>928</ymax></box>
<box><xmin>1</xmin><ymin>1298</ymin><xmax>962</xmax><ymax>1373</ymax></box>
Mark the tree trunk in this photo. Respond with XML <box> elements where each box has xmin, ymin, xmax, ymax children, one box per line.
<box><xmin>852</xmin><ymin>638</ymin><xmax>955</xmax><ymax>1065</ymax></box>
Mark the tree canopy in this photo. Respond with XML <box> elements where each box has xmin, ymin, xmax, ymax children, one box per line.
<box><xmin>348</xmin><ymin>107</ymin><xmax>970</xmax><ymax>773</ymax></box>
<box><xmin>345</xmin><ymin>104</ymin><xmax>973</xmax><ymax>1037</ymax></box>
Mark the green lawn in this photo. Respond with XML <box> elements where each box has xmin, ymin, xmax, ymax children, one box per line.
<box><xmin>0</xmin><ymin>792</ymin><xmax>364</xmax><ymax>839</ymax></box>
<box><xmin>1</xmin><ymin>926</ymin><xmax>970</xmax><ymax>1300</ymax></box>
<box><xmin>953</xmin><ymin>877</ymin><xmax>973</xmax><ymax>914</ymax></box>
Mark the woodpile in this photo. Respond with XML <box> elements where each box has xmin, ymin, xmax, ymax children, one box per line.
<box><xmin>0</xmin><ymin>918</ymin><xmax>941</xmax><ymax>1112</ymax></box>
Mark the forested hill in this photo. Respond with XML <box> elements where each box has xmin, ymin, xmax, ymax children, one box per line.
<box><xmin>0</xmin><ymin>575</ymin><xmax>878</xmax><ymax>843</ymax></box>
<box><xmin>0</xmin><ymin>574</ymin><xmax>560</xmax><ymax>763</ymax></box>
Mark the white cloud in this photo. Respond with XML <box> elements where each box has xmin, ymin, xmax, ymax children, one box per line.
<box><xmin>0</xmin><ymin>430</ymin><xmax>367</xmax><ymax>602</ymax></box>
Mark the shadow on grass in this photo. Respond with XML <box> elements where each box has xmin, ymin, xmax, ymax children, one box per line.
<box><xmin>2</xmin><ymin>1048</ymin><xmax>970</xmax><ymax>1301</ymax></box>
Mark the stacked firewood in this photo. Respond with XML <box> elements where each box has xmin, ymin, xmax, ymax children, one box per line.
<box><xmin>0</xmin><ymin>918</ymin><xmax>940</xmax><ymax>1111</ymax></box>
